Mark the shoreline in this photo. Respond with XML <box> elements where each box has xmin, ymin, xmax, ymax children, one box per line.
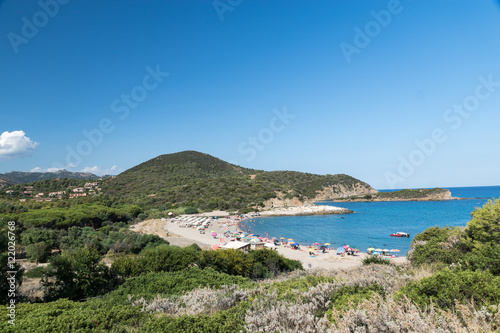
<box><xmin>254</xmin><ymin>204</ymin><xmax>352</xmax><ymax>217</ymax></box>
<box><xmin>131</xmin><ymin>213</ymin><xmax>408</xmax><ymax>270</ymax></box>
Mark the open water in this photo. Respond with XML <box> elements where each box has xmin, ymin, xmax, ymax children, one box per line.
<box><xmin>240</xmin><ymin>186</ymin><xmax>500</xmax><ymax>255</ymax></box>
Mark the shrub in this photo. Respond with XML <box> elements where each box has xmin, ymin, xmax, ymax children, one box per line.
<box><xmin>460</xmin><ymin>243</ymin><xmax>500</xmax><ymax>275</ymax></box>
<box><xmin>407</xmin><ymin>226</ymin><xmax>465</xmax><ymax>266</ymax></box>
<box><xmin>25</xmin><ymin>266</ymin><xmax>48</xmax><ymax>278</ymax></box>
<box><xmin>362</xmin><ymin>256</ymin><xmax>390</xmax><ymax>265</ymax></box>
<box><xmin>462</xmin><ymin>198</ymin><xmax>500</xmax><ymax>250</ymax></box>
<box><xmin>111</xmin><ymin>268</ymin><xmax>252</xmax><ymax>301</ymax></box>
<box><xmin>184</xmin><ymin>206</ymin><xmax>199</xmax><ymax>214</ymax></box>
<box><xmin>112</xmin><ymin>244</ymin><xmax>202</xmax><ymax>277</ymax></box>
<box><xmin>398</xmin><ymin>269</ymin><xmax>500</xmax><ymax>309</ymax></box>
<box><xmin>328</xmin><ymin>284</ymin><xmax>383</xmax><ymax>313</ymax></box>
<box><xmin>42</xmin><ymin>247</ymin><xmax>117</xmax><ymax>301</ymax></box>
<box><xmin>26</xmin><ymin>242</ymin><xmax>51</xmax><ymax>263</ymax></box>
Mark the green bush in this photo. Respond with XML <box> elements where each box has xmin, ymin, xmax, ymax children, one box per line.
<box><xmin>111</xmin><ymin>268</ymin><xmax>252</xmax><ymax>301</ymax></box>
<box><xmin>112</xmin><ymin>244</ymin><xmax>201</xmax><ymax>277</ymax></box>
<box><xmin>21</xmin><ymin>228</ymin><xmax>60</xmax><ymax>248</ymax></box>
<box><xmin>329</xmin><ymin>284</ymin><xmax>383</xmax><ymax>312</ymax></box>
<box><xmin>42</xmin><ymin>247</ymin><xmax>118</xmax><ymax>301</ymax></box>
<box><xmin>26</xmin><ymin>242</ymin><xmax>52</xmax><ymax>263</ymax></box>
<box><xmin>462</xmin><ymin>198</ymin><xmax>500</xmax><ymax>250</ymax></box>
<box><xmin>459</xmin><ymin>243</ymin><xmax>500</xmax><ymax>275</ymax></box>
<box><xmin>362</xmin><ymin>256</ymin><xmax>390</xmax><ymax>265</ymax></box>
<box><xmin>25</xmin><ymin>266</ymin><xmax>48</xmax><ymax>278</ymax></box>
<box><xmin>184</xmin><ymin>206</ymin><xmax>199</xmax><ymax>214</ymax></box>
<box><xmin>408</xmin><ymin>226</ymin><xmax>465</xmax><ymax>267</ymax></box>
<box><xmin>398</xmin><ymin>269</ymin><xmax>500</xmax><ymax>309</ymax></box>
<box><xmin>199</xmin><ymin>249</ymin><xmax>302</xmax><ymax>279</ymax></box>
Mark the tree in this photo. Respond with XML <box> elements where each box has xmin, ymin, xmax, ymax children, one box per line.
<box><xmin>26</xmin><ymin>242</ymin><xmax>51</xmax><ymax>262</ymax></box>
<box><xmin>21</xmin><ymin>228</ymin><xmax>60</xmax><ymax>249</ymax></box>
<box><xmin>462</xmin><ymin>199</ymin><xmax>500</xmax><ymax>250</ymax></box>
<box><xmin>42</xmin><ymin>247</ymin><xmax>116</xmax><ymax>301</ymax></box>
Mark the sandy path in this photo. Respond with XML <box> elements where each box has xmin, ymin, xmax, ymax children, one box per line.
<box><xmin>131</xmin><ymin>217</ymin><xmax>407</xmax><ymax>270</ymax></box>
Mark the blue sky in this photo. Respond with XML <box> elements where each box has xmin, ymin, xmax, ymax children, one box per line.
<box><xmin>1</xmin><ymin>0</ymin><xmax>499</xmax><ymax>189</ymax></box>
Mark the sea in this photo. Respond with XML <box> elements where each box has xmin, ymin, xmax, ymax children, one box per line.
<box><xmin>239</xmin><ymin>186</ymin><xmax>500</xmax><ymax>255</ymax></box>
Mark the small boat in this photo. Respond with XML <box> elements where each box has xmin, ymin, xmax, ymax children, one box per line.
<box><xmin>390</xmin><ymin>232</ymin><xmax>410</xmax><ymax>237</ymax></box>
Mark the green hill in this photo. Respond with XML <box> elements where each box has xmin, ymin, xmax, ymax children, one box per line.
<box><xmin>0</xmin><ymin>170</ymin><xmax>101</xmax><ymax>184</ymax></box>
<box><xmin>101</xmin><ymin>151</ymin><xmax>375</xmax><ymax>211</ymax></box>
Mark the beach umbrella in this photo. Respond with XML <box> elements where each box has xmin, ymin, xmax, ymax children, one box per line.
<box><xmin>280</xmin><ymin>237</ymin><xmax>285</xmax><ymax>239</ymax></box>
<box><xmin>382</xmin><ymin>249</ymin><xmax>389</xmax><ymax>252</ymax></box>
<box><xmin>324</xmin><ymin>243</ymin><xmax>331</xmax><ymax>246</ymax></box>
<box><xmin>211</xmin><ymin>232</ymin><xmax>217</xmax><ymax>236</ymax></box>
<box><xmin>343</xmin><ymin>245</ymin><xmax>349</xmax><ymax>249</ymax></box>
<box><xmin>390</xmin><ymin>249</ymin><xmax>400</xmax><ymax>252</ymax></box>
<box><xmin>336</xmin><ymin>247</ymin><xmax>345</xmax><ymax>253</ymax></box>
<box><xmin>367</xmin><ymin>247</ymin><xmax>375</xmax><ymax>251</ymax></box>
<box><xmin>374</xmin><ymin>248</ymin><xmax>383</xmax><ymax>252</ymax></box>
<box><xmin>314</xmin><ymin>242</ymin><xmax>320</xmax><ymax>245</ymax></box>
<box><xmin>287</xmin><ymin>238</ymin><xmax>294</xmax><ymax>241</ymax></box>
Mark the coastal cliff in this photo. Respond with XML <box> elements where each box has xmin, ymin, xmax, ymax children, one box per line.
<box><xmin>333</xmin><ymin>188</ymin><xmax>453</xmax><ymax>202</ymax></box>
<box><xmin>259</xmin><ymin>192</ymin><xmax>352</xmax><ymax>216</ymax></box>
<box><xmin>313</xmin><ymin>183</ymin><xmax>379</xmax><ymax>201</ymax></box>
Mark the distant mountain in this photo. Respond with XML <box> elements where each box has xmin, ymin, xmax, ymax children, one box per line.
<box><xmin>102</xmin><ymin>150</ymin><xmax>376</xmax><ymax>211</ymax></box>
<box><xmin>0</xmin><ymin>170</ymin><xmax>102</xmax><ymax>185</ymax></box>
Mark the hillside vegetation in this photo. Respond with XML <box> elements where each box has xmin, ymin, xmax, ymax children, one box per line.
<box><xmin>1</xmin><ymin>198</ymin><xmax>500</xmax><ymax>332</ymax></box>
<box><xmin>0</xmin><ymin>170</ymin><xmax>101</xmax><ymax>185</ymax></box>
<box><xmin>1</xmin><ymin>159</ymin><xmax>499</xmax><ymax>331</ymax></box>
<box><xmin>101</xmin><ymin>151</ymin><xmax>374</xmax><ymax>212</ymax></box>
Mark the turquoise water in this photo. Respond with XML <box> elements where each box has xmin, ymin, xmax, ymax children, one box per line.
<box><xmin>240</xmin><ymin>186</ymin><xmax>500</xmax><ymax>255</ymax></box>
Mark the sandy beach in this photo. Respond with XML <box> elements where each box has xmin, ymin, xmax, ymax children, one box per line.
<box><xmin>131</xmin><ymin>213</ymin><xmax>407</xmax><ymax>270</ymax></box>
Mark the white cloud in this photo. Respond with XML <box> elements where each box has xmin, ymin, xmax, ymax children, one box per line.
<box><xmin>47</xmin><ymin>167</ymin><xmax>64</xmax><ymax>172</ymax></box>
<box><xmin>82</xmin><ymin>166</ymin><xmax>100</xmax><ymax>173</ymax></box>
<box><xmin>81</xmin><ymin>165</ymin><xmax>119</xmax><ymax>175</ymax></box>
<box><xmin>30</xmin><ymin>167</ymin><xmax>65</xmax><ymax>173</ymax></box>
<box><xmin>0</xmin><ymin>130</ymin><xmax>39</xmax><ymax>159</ymax></box>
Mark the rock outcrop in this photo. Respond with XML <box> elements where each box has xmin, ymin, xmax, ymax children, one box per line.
<box><xmin>260</xmin><ymin>192</ymin><xmax>352</xmax><ymax>216</ymax></box>
<box><xmin>313</xmin><ymin>183</ymin><xmax>379</xmax><ymax>201</ymax></box>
